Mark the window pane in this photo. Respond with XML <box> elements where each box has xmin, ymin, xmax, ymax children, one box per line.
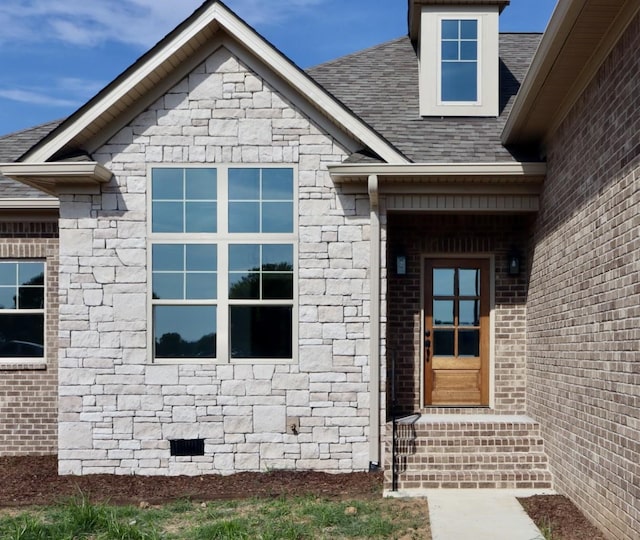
<box><xmin>18</xmin><ymin>287</ymin><xmax>44</xmax><ymax>309</ymax></box>
<box><xmin>229</xmin><ymin>245</ymin><xmax>260</xmax><ymax>272</ymax></box>
<box><xmin>459</xmin><ymin>300</ymin><xmax>480</xmax><ymax>326</ymax></box>
<box><xmin>433</xmin><ymin>269</ymin><xmax>455</xmax><ymax>296</ymax></box>
<box><xmin>186</xmin><ymin>245</ymin><xmax>217</xmax><ymax>272</ymax></box>
<box><xmin>0</xmin><ymin>264</ymin><xmax>15</xmax><ymax>286</ymax></box>
<box><xmin>262</xmin><ymin>274</ymin><xmax>293</xmax><ymax>300</ymax></box>
<box><xmin>433</xmin><ymin>329</ymin><xmax>455</xmax><ymax>356</ymax></box>
<box><xmin>152</xmin><ymin>273</ymin><xmax>183</xmax><ymax>300</ymax></box>
<box><xmin>229</xmin><ymin>168</ymin><xmax>260</xmax><ymax>200</ymax></box>
<box><xmin>459</xmin><ymin>269</ymin><xmax>480</xmax><ymax>296</ymax></box>
<box><xmin>433</xmin><ymin>300</ymin><xmax>454</xmax><ymax>325</ymax></box>
<box><xmin>442</xmin><ymin>62</ymin><xmax>478</xmax><ymax>102</ymax></box>
<box><xmin>442</xmin><ymin>20</ymin><xmax>459</xmax><ymax>39</ymax></box>
<box><xmin>185</xmin><ymin>168</ymin><xmax>216</xmax><ymax>199</ymax></box>
<box><xmin>153</xmin><ymin>244</ymin><xmax>183</xmax><ymax>272</ymax></box>
<box><xmin>230</xmin><ymin>306</ymin><xmax>292</xmax><ymax>359</ymax></box>
<box><xmin>262</xmin><ymin>244</ymin><xmax>294</xmax><ymax>270</ymax></box>
<box><xmin>0</xmin><ymin>314</ymin><xmax>44</xmax><ymax>357</ymax></box>
<box><xmin>262</xmin><ymin>202</ymin><xmax>293</xmax><ymax>233</ymax></box>
<box><xmin>229</xmin><ymin>202</ymin><xmax>260</xmax><ymax>233</ymax></box>
<box><xmin>152</xmin><ymin>169</ymin><xmax>183</xmax><ymax>199</ymax></box>
<box><xmin>442</xmin><ymin>41</ymin><xmax>459</xmax><ymax>61</ymax></box>
<box><xmin>459</xmin><ymin>329</ymin><xmax>480</xmax><ymax>357</ymax></box>
<box><xmin>0</xmin><ymin>288</ymin><xmax>15</xmax><ymax>309</ymax></box>
<box><xmin>185</xmin><ymin>201</ymin><xmax>217</xmax><ymax>233</ymax></box>
<box><xmin>262</xmin><ymin>168</ymin><xmax>293</xmax><ymax>200</ymax></box>
<box><xmin>460</xmin><ymin>20</ymin><xmax>477</xmax><ymax>39</ymax></box>
<box><xmin>229</xmin><ymin>272</ymin><xmax>260</xmax><ymax>299</ymax></box>
<box><xmin>152</xmin><ymin>201</ymin><xmax>183</xmax><ymax>233</ymax></box>
<box><xmin>18</xmin><ymin>263</ymin><xmax>44</xmax><ymax>286</ymax></box>
<box><xmin>186</xmin><ymin>273</ymin><xmax>217</xmax><ymax>300</ymax></box>
<box><xmin>460</xmin><ymin>40</ymin><xmax>477</xmax><ymax>61</ymax></box>
<box><xmin>154</xmin><ymin>305</ymin><xmax>216</xmax><ymax>358</ymax></box>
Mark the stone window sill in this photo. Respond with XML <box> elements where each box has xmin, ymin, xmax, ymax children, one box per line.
<box><xmin>0</xmin><ymin>360</ymin><xmax>47</xmax><ymax>371</ymax></box>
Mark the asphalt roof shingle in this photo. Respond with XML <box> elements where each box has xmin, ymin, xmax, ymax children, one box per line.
<box><xmin>0</xmin><ymin>121</ymin><xmax>62</xmax><ymax>198</ymax></box>
<box><xmin>308</xmin><ymin>34</ymin><xmax>543</xmax><ymax>163</ymax></box>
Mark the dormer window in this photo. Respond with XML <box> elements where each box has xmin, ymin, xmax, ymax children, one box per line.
<box><xmin>441</xmin><ymin>19</ymin><xmax>479</xmax><ymax>102</ymax></box>
<box><xmin>416</xmin><ymin>3</ymin><xmax>503</xmax><ymax>117</ymax></box>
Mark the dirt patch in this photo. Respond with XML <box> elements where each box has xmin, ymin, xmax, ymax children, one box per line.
<box><xmin>519</xmin><ymin>495</ymin><xmax>606</xmax><ymax>540</ymax></box>
<box><xmin>0</xmin><ymin>456</ymin><xmax>381</xmax><ymax>507</ymax></box>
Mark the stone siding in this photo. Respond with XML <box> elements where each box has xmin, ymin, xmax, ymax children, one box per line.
<box><xmin>57</xmin><ymin>48</ymin><xmax>376</xmax><ymax>475</ymax></box>
<box><xmin>0</xmin><ymin>222</ymin><xmax>59</xmax><ymax>455</ymax></box>
<box><xmin>387</xmin><ymin>214</ymin><xmax>533</xmax><ymax>414</ymax></box>
<box><xmin>527</xmin><ymin>13</ymin><xmax>640</xmax><ymax>540</ymax></box>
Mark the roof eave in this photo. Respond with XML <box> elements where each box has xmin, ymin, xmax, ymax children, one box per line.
<box><xmin>0</xmin><ymin>162</ymin><xmax>113</xmax><ymax>196</ymax></box>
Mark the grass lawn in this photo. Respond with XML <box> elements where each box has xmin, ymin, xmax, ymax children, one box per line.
<box><xmin>0</xmin><ymin>494</ymin><xmax>430</xmax><ymax>540</ymax></box>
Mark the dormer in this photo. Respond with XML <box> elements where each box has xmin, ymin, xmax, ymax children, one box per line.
<box><xmin>409</xmin><ymin>0</ymin><xmax>510</xmax><ymax>117</ymax></box>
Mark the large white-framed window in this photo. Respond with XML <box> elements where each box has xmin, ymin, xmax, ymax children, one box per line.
<box><xmin>148</xmin><ymin>165</ymin><xmax>297</xmax><ymax>363</ymax></box>
<box><xmin>0</xmin><ymin>260</ymin><xmax>45</xmax><ymax>359</ymax></box>
<box><xmin>419</xmin><ymin>6</ymin><xmax>499</xmax><ymax>117</ymax></box>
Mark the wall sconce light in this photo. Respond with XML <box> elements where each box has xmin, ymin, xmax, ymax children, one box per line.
<box><xmin>508</xmin><ymin>248</ymin><xmax>521</xmax><ymax>276</ymax></box>
<box><xmin>396</xmin><ymin>252</ymin><xmax>407</xmax><ymax>276</ymax></box>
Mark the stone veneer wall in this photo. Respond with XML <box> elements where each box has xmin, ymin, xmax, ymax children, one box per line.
<box><xmin>386</xmin><ymin>213</ymin><xmax>533</xmax><ymax>414</ymax></box>
<box><xmin>0</xmin><ymin>222</ymin><xmax>59</xmax><ymax>455</ymax></box>
<box><xmin>57</xmin><ymin>47</ymin><xmax>378</xmax><ymax>475</ymax></box>
<box><xmin>527</xmin><ymin>13</ymin><xmax>640</xmax><ymax>540</ymax></box>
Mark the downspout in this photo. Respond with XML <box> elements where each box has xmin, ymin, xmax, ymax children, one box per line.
<box><xmin>368</xmin><ymin>174</ymin><xmax>381</xmax><ymax>470</ymax></box>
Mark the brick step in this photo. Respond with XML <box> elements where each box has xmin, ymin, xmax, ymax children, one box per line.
<box><xmin>385</xmin><ymin>415</ymin><xmax>554</xmax><ymax>491</ymax></box>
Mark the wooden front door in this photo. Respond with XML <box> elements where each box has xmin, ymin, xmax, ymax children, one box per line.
<box><xmin>424</xmin><ymin>259</ymin><xmax>489</xmax><ymax>406</ymax></box>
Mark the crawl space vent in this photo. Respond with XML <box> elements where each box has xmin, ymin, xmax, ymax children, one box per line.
<box><xmin>170</xmin><ymin>439</ymin><xmax>205</xmax><ymax>456</ymax></box>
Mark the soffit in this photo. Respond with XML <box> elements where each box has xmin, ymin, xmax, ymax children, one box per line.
<box><xmin>504</xmin><ymin>0</ymin><xmax>639</xmax><ymax>145</ymax></box>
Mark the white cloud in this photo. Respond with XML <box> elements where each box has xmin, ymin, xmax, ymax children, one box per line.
<box><xmin>0</xmin><ymin>0</ymin><xmax>329</xmax><ymax>49</ymax></box>
<box><xmin>0</xmin><ymin>77</ymin><xmax>105</xmax><ymax>108</ymax></box>
<box><xmin>0</xmin><ymin>89</ymin><xmax>79</xmax><ymax>108</ymax></box>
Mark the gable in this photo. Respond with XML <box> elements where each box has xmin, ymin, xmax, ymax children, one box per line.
<box><xmin>18</xmin><ymin>1</ymin><xmax>406</xmax><ymax>166</ymax></box>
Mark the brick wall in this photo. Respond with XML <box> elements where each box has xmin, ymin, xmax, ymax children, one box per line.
<box><xmin>386</xmin><ymin>213</ymin><xmax>533</xmax><ymax>414</ymax></box>
<box><xmin>0</xmin><ymin>222</ymin><xmax>59</xmax><ymax>455</ymax></box>
<box><xmin>57</xmin><ymin>47</ymin><xmax>376</xmax><ymax>475</ymax></box>
<box><xmin>527</xmin><ymin>13</ymin><xmax>640</xmax><ymax>540</ymax></box>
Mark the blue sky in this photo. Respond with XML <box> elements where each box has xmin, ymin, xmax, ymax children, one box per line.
<box><xmin>0</xmin><ymin>0</ymin><xmax>558</xmax><ymax>136</ymax></box>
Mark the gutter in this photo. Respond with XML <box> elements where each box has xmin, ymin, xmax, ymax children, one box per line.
<box><xmin>368</xmin><ymin>174</ymin><xmax>381</xmax><ymax>469</ymax></box>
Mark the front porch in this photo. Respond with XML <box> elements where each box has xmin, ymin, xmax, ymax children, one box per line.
<box><xmin>383</xmin><ymin>213</ymin><xmax>553</xmax><ymax>491</ymax></box>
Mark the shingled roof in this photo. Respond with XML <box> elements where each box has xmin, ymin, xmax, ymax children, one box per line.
<box><xmin>307</xmin><ymin>33</ymin><xmax>543</xmax><ymax>163</ymax></box>
<box><xmin>0</xmin><ymin>121</ymin><xmax>62</xmax><ymax>198</ymax></box>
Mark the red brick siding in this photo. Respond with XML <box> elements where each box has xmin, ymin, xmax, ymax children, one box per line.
<box><xmin>386</xmin><ymin>213</ymin><xmax>534</xmax><ymax>414</ymax></box>
<box><xmin>527</xmin><ymin>13</ymin><xmax>640</xmax><ymax>540</ymax></box>
<box><xmin>0</xmin><ymin>222</ymin><xmax>59</xmax><ymax>456</ymax></box>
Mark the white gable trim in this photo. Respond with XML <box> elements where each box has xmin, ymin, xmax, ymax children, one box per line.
<box><xmin>22</xmin><ymin>2</ymin><xmax>407</xmax><ymax>165</ymax></box>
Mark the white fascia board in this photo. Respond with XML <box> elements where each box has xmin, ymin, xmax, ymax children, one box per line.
<box><xmin>329</xmin><ymin>162</ymin><xmax>547</xmax><ymax>180</ymax></box>
<box><xmin>0</xmin><ymin>162</ymin><xmax>113</xmax><ymax>196</ymax></box>
<box><xmin>501</xmin><ymin>0</ymin><xmax>583</xmax><ymax>144</ymax></box>
<box><xmin>23</xmin><ymin>2</ymin><xmax>407</xmax><ymax>165</ymax></box>
<box><xmin>0</xmin><ymin>198</ymin><xmax>59</xmax><ymax>209</ymax></box>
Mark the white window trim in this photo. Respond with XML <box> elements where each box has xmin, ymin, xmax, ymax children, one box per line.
<box><xmin>419</xmin><ymin>6</ymin><xmax>500</xmax><ymax>117</ymax></box>
<box><xmin>146</xmin><ymin>164</ymin><xmax>299</xmax><ymax>365</ymax></box>
<box><xmin>0</xmin><ymin>259</ymin><xmax>46</xmax><ymax>364</ymax></box>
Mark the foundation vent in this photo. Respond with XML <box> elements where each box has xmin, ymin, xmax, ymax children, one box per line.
<box><xmin>170</xmin><ymin>439</ymin><xmax>205</xmax><ymax>457</ymax></box>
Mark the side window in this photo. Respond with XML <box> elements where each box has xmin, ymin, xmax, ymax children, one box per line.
<box><xmin>0</xmin><ymin>261</ymin><xmax>45</xmax><ymax>359</ymax></box>
<box><xmin>149</xmin><ymin>166</ymin><xmax>296</xmax><ymax>363</ymax></box>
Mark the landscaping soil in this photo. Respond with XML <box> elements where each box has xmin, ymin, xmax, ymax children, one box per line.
<box><xmin>519</xmin><ymin>495</ymin><xmax>607</xmax><ymax>540</ymax></box>
<box><xmin>1</xmin><ymin>456</ymin><xmax>607</xmax><ymax>540</ymax></box>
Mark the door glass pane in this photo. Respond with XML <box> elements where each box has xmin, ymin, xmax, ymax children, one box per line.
<box><xmin>433</xmin><ymin>269</ymin><xmax>454</xmax><ymax>296</ymax></box>
<box><xmin>459</xmin><ymin>269</ymin><xmax>480</xmax><ymax>296</ymax></box>
<box><xmin>230</xmin><ymin>306</ymin><xmax>292</xmax><ymax>359</ymax></box>
<box><xmin>459</xmin><ymin>330</ymin><xmax>480</xmax><ymax>357</ymax></box>
<box><xmin>433</xmin><ymin>300</ymin><xmax>454</xmax><ymax>326</ymax></box>
<box><xmin>459</xmin><ymin>300</ymin><xmax>480</xmax><ymax>326</ymax></box>
<box><xmin>433</xmin><ymin>329</ymin><xmax>455</xmax><ymax>356</ymax></box>
<box><xmin>154</xmin><ymin>305</ymin><xmax>216</xmax><ymax>358</ymax></box>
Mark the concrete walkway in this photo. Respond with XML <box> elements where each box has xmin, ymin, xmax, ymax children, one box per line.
<box><xmin>387</xmin><ymin>489</ymin><xmax>555</xmax><ymax>540</ymax></box>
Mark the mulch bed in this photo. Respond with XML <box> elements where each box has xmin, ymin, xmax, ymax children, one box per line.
<box><xmin>1</xmin><ymin>456</ymin><xmax>608</xmax><ymax>540</ymax></box>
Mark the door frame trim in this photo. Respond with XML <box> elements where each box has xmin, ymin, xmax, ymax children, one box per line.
<box><xmin>419</xmin><ymin>253</ymin><xmax>495</xmax><ymax>408</ymax></box>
